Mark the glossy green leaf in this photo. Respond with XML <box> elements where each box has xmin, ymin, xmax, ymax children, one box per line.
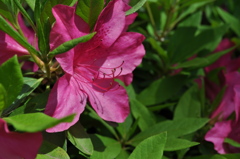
<box><xmin>126</xmin><ymin>0</ymin><xmax>147</xmax><ymax>15</ymax></box>
<box><xmin>130</xmin><ymin>98</ymin><xmax>156</xmax><ymax>131</ymax></box>
<box><xmin>224</xmin><ymin>138</ymin><xmax>240</xmax><ymax>148</ymax></box>
<box><xmin>6</xmin><ymin>77</ymin><xmax>43</xmax><ymax>113</ymax></box>
<box><xmin>67</xmin><ymin>121</ymin><xmax>93</xmax><ymax>155</ymax></box>
<box><xmin>76</xmin><ymin>0</ymin><xmax>104</xmax><ymax>29</ymax></box>
<box><xmin>217</xmin><ymin>7</ymin><xmax>240</xmax><ymax>37</ymax></box>
<box><xmin>178</xmin><ymin>11</ymin><xmax>202</xmax><ymax>27</ymax></box>
<box><xmin>24</xmin><ymin>0</ymin><xmax>36</xmax><ymax>11</ymax></box>
<box><xmin>90</xmin><ymin>134</ymin><xmax>121</xmax><ymax>159</ymax></box>
<box><xmin>0</xmin><ymin>84</ymin><xmax>7</xmax><ymax>113</ymax></box>
<box><xmin>169</xmin><ymin>25</ymin><xmax>228</xmax><ymax>64</ymax></box>
<box><xmin>13</xmin><ymin>0</ymin><xmax>36</xmax><ymax>32</ymax></box>
<box><xmin>129</xmin><ymin>118</ymin><xmax>208</xmax><ymax>146</ymax></box>
<box><xmin>137</xmin><ymin>75</ymin><xmax>188</xmax><ymax>105</ymax></box>
<box><xmin>116</xmin><ymin>149</ymin><xmax>130</xmax><ymax>159</ymax></box>
<box><xmin>164</xmin><ymin>138</ymin><xmax>199</xmax><ymax>151</ymax></box>
<box><xmin>49</xmin><ymin>32</ymin><xmax>96</xmax><ymax>57</ymax></box>
<box><xmin>129</xmin><ymin>132</ymin><xmax>167</xmax><ymax>159</ymax></box>
<box><xmin>173</xmin><ymin>46</ymin><xmax>236</xmax><ymax>69</ymax></box>
<box><xmin>37</xmin><ymin>141</ymin><xmax>70</xmax><ymax>159</ymax></box>
<box><xmin>0</xmin><ymin>56</ymin><xmax>23</xmax><ymax>108</ymax></box>
<box><xmin>3</xmin><ymin>112</ymin><xmax>74</xmax><ymax>132</ymax></box>
<box><xmin>174</xmin><ymin>84</ymin><xmax>201</xmax><ymax>119</ymax></box>
<box><xmin>0</xmin><ymin>0</ymin><xmax>15</xmax><ymax>23</ymax></box>
<box><xmin>87</xmin><ymin>106</ymin><xmax>118</xmax><ymax>139</ymax></box>
<box><xmin>0</xmin><ymin>16</ymin><xmax>40</xmax><ymax>56</ymax></box>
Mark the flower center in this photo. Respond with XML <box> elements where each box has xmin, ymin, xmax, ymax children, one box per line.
<box><xmin>74</xmin><ymin>61</ymin><xmax>124</xmax><ymax>92</ymax></box>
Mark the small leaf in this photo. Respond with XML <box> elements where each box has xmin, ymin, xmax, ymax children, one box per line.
<box><xmin>128</xmin><ymin>132</ymin><xmax>167</xmax><ymax>159</ymax></box>
<box><xmin>217</xmin><ymin>7</ymin><xmax>240</xmax><ymax>37</ymax></box>
<box><xmin>3</xmin><ymin>112</ymin><xmax>75</xmax><ymax>132</ymax></box>
<box><xmin>90</xmin><ymin>134</ymin><xmax>121</xmax><ymax>159</ymax></box>
<box><xmin>126</xmin><ymin>0</ymin><xmax>147</xmax><ymax>15</ymax></box>
<box><xmin>137</xmin><ymin>75</ymin><xmax>188</xmax><ymax>105</ymax></box>
<box><xmin>129</xmin><ymin>118</ymin><xmax>208</xmax><ymax>146</ymax></box>
<box><xmin>0</xmin><ymin>84</ymin><xmax>7</xmax><ymax>113</ymax></box>
<box><xmin>24</xmin><ymin>0</ymin><xmax>36</xmax><ymax>11</ymax></box>
<box><xmin>174</xmin><ymin>84</ymin><xmax>201</xmax><ymax>119</ymax></box>
<box><xmin>224</xmin><ymin>138</ymin><xmax>240</xmax><ymax>148</ymax></box>
<box><xmin>130</xmin><ymin>99</ymin><xmax>156</xmax><ymax>131</ymax></box>
<box><xmin>164</xmin><ymin>138</ymin><xmax>199</xmax><ymax>151</ymax></box>
<box><xmin>67</xmin><ymin>121</ymin><xmax>93</xmax><ymax>155</ymax></box>
<box><xmin>76</xmin><ymin>0</ymin><xmax>104</xmax><ymax>29</ymax></box>
<box><xmin>173</xmin><ymin>46</ymin><xmax>236</xmax><ymax>69</ymax></box>
<box><xmin>5</xmin><ymin>77</ymin><xmax>43</xmax><ymax>114</ymax></box>
<box><xmin>49</xmin><ymin>32</ymin><xmax>96</xmax><ymax>56</ymax></box>
<box><xmin>37</xmin><ymin>141</ymin><xmax>70</xmax><ymax>159</ymax></box>
<box><xmin>0</xmin><ymin>56</ymin><xmax>23</xmax><ymax>108</ymax></box>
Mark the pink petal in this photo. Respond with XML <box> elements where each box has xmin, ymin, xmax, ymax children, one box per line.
<box><xmin>92</xmin><ymin>0</ymin><xmax>126</xmax><ymax>48</ymax></box>
<box><xmin>205</xmin><ymin>120</ymin><xmax>232</xmax><ymax>154</ymax></box>
<box><xmin>118</xmin><ymin>73</ymin><xmax>133</xmax><ymax>86</ymax></box>
<box><xmin>76</xmin><ymin>32</ymin><xmax>145</xmax><ymax>77</ymax></box>
<box><xmin>18</xmin><ymin>14</ymin><xmax>36</xmax><ymax>46</ymax></box>
<box><xmin>82</xmin><ymin>81</ymin><xmax>129</xmax><ymax>122</ymax></box>
<box><xmin>45</xmin><ymin>74</ymin><xmax>87</xmax><ymax>132</ymax></box>
<box><xmin>210</xmin><ymin>71</ymin><xmax>240</xmax><ymax>120</ymax></box>
<box><xmin>101</xmin><ymin>32</ymin><xmax>145</xmax><ymax>76</ymax></box>
<box><xmin>50</xmin><ymin>4</ymin><xmax>90</xmax><ymax>74</ymax></box>
<box><xmin>0</xmin><ymin>119</ymin><xmax>42</xmax><ymax>159</ymax></box>
<box><xmin>234</xmin><ymin>85</ymin><xmax>240</xmax><ymax>121</ymax></box>
<box><xmin>0</xmin><ymin>31</ymin><xmax>29</xmax><ymax>64</ymax></box>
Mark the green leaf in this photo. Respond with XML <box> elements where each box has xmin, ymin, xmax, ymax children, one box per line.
<box><xmin>129</xmin><ymin>118</ymin><xmax>208</xmax><ymax>146</ymax></box>
<box><xmin>0</xmin><ymin>84</ymin><xmax>7</xmax><ymax>113</ymax></box>
<box><xmin>5</xmin><ymin>77</ymin><xmax>43</xmax><ymax>114</ymax></box>
<box><xmin>126</xmin><ymin>0</ymin><xmax>146</xmax><ymax>15</ymax></box>
<box><xmin>0</xmin><ymin>56</ymin><xmax>23</xmax><ymax>108</ymax></box>
<box><xmin>168</xmin><ymin>25</ymin><xmax>229</xmax><ymax>64</ymax></box>
<box><xmin>67</xmin><ymin>121</ymin><xmax>93</xmax><ymax>155</ymax></box>
<box><xmin>13</xmin><ymin>0</ymin><xmax>36</xmax><ymax>32</ymax></box>
<box><xmin>49</xmin><ymin>32</ymin><xmax>96</xmax><ymax>57</ymax></box>
<box><xmin>130</xmin><ymin>99</ymin><xmax>156</xmax><ymax>131</ymax></box>
<box><xmin>164</xmin><ymin>138</ymin><xmax>199</xmax><ymax>151</ymax></box>
<box><xmin>76</xmin><ymin>0</ymin><xmax>104</xmax><ymax>29</ymax></box>
<box><xmin>0</xmin><ymin>16</ymin><xmax>40</xmax><ymax>56</ymax></box>
<box><xmin>217</xmin><ymin>7</ymin><xmax>240</xmax><ymax>37</ymax></box>
<box><xmin>137</xmin><ymin>75</ymin><xmax>188</xmax><ymax>105</ymax></box>
<box><xmin>178</xmin><ymin>11</ymin><xmax>202</xmax><ymax>27</ymax></box>
<box><xmin>24</xmin><ymin>0</ymin><xmax>36</xmax><ymax>11</ymax></box>
<box><xmin>37</xmin><ymin>141</ymin><xmax>70</xmax><ymax>159</ymax></box>
<box><xmin>116</xmin><ymin>149</ymin><xmax>130</xmax><ymax>159</ymax></box>
<box><xmin>90</xmin><ymin>134</ymin><xmax>121</xmax><ymax>159</ymax></box>
<box><xmin>174</xmin><ymin>84</ymin><xmax>201</xmax><ymax>119</ymax></box>
<box><xmin>3</xmin><ymin>112</ymin><xmax>74</xmax><ymax>132</ymax></box>
<box><xmin>116</xmin><ymin>114</ymin><xmax>133</xmax><ymax>140</ymax></box>
<box><xmin>87</xmin><ymin>106</ymin><xmax>119</xmax><ymax>139</ymax></box>
<box><xmin>128</xmin><ymin>132</ymin><xmax>167</xmax><ymax>159</ymax></box>
<box><xmin>0</xmin><ymin>1</ymin><xmax>15</xmax><ymax>23</ymax></box>
<box><xmin>224</xmin><ymin>138</ymin><xmax>240</xmax><ymax>148</ymax></box>
<box><xmin>173</xmin><ymin>46</ymin><xmax>236</xmax><ymax>69</ymax></box>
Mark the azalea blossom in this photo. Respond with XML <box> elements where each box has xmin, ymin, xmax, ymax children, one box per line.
<box><xmin>205</xmin><ymin>119</ymin><xmax>240</xmax><ymax>154</ymax></box>
<box><xmin>0</xmin><ymin>118</ymin><xmax>42</xmax><ymax>159</ymax></box>
<box><xmin>45</xmin><ymin>0</ymin><xmax>145</xmax><ymax>132</ymax></box>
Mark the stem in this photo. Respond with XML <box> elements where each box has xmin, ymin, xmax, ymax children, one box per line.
<box><xmin>145</xmin><ymin>2</ymin><xmax>161</xmax><ymax>41</ymax></box>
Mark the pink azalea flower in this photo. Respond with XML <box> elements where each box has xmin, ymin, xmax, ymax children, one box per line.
<box><xmin>45</xmin><ymin>0</ymin><xmax>145</xmax><ymax>132</ymax></box>
<box><xmin>205</xmin><ymin>119</ymin><xmax>240</xmax><ymax>154</ymax></box>
<box><xmin>0</xmin><ymin>15</ymin><xmax>36</xmax><ymax>65</ymax></box>
<box><xmin>0</xmin><ymin>118</ymin><xmax>42</xmax><ymax>159</ymax></box>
